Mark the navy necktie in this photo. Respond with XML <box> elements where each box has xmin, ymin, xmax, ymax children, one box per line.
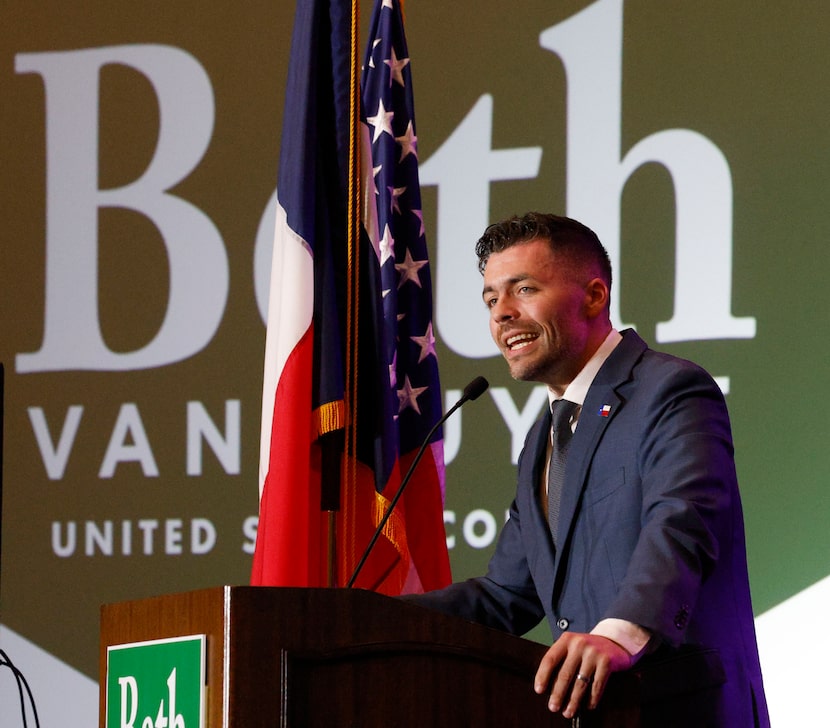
<box><xmin>547</xmin><ymin>399</ymin><xmax>578</xmax><ymax>548</ymax></box>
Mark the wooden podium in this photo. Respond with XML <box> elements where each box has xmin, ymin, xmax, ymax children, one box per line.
<box><xmin>100</xmin><ymin>586</ymin><xmax>648</xmax><ymax>727</ymax></box>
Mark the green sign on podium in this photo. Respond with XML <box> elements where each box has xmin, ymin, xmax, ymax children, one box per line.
<box><xmin>105</xmin><ymin>635</ymin><xmax>206</xmax><ymax>728</ymax></box>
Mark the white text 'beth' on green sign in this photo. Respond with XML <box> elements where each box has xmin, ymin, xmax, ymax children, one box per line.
<box><xmin>106</xmin><ymin>635</ymin><xmax>206</xmax><ymax>728</ymax></box>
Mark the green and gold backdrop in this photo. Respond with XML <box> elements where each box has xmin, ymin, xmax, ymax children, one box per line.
<box><xmin>1</xmin><ymin>2</ymin><xmax>826</xmax><ymax>723</ymax></box>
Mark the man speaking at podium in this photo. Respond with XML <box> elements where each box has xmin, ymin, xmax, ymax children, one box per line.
<box><xmin>406</xmin><ymin>213</ymin><xmax>768</xmax><ymax>726</ymax></box>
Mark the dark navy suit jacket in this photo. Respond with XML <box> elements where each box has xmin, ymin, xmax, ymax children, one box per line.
<box><xmin>409</xmin><ymin>330</ymin><xmax>769</xmax><ymax>726</ymax></box>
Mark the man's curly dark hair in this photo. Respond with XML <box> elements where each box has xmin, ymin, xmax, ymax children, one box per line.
<box><xmin>474</xmin><ymin>212</ymin><xmax>612</xmax><ymax>292</ymax></box>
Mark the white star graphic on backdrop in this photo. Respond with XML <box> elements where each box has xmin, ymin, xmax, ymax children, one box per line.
<box><xmin>367</xmin><ymin>99</ymin><xmax>394</xmax><ymax>143</ymax></box>
<box><xmin>385</xmin><ymin>47</ymin><xmax>410</xmax><ymax>87</ymax></box>
<box><xmin>397</xmin><ymin>374</ymin><xmax>428</xmax><ymax>415</ymax></box>
<box><xmin>378</xmin><ymin>224</ymin><xmax>395</xmax><ymax>266</ymax></box>
<box><xmin>395</xmin><ymin>248</ymin><xmax>428</xmax><ymax>288</ymax></box>
<box><xmin>395</xmin><ymin>121</ymin><xmax>418</xmax><ymax>161</ymax></box>
<box><xmin>411</xmin><ymin>322</ymin><xmax>437</xmax><ymax>363</ymax></box>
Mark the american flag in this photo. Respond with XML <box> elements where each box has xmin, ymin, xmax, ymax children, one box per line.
<box><xmin>353</xmin><ymin>0</ymin><xmax>451</xmax><ymax>593</ymax></box>
<box><xmin>252</xmin><ymin>0</ymin><xmax>450</xmax><ymax>594</ymax></box>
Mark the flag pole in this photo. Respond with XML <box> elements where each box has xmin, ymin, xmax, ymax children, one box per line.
<box><xmin>327</xmin><ymin>0</ymin><xmax>363</xmax><ymax>588</ymax></box>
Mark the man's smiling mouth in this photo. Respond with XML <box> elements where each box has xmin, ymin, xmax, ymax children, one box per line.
<box><xmin>505</xmin><ymin>332</ymin><xmax>539</xmax><ymax>351</ymax></box>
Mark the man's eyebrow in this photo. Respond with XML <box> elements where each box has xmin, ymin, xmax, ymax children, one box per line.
<box><xmin>482</xmin><ymin>274</ymin><xmax>532</xmax><ymax>298</ymax></box>
<box><xmin>481</xmin><ymin>282</ymin><xmax>505</xmax><ymax>300</ymax></box>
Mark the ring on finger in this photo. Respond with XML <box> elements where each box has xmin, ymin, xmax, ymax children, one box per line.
<box><xmin>576</xmin><ymin>673</ymin><xmax>593</xmax><ymax>684</ymax></box>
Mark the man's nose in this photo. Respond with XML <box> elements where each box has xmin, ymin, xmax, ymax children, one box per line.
<box><xmin>492</xmin><ymin>296</ymin><xmax>517</xmax><ymax>322</ymax></box>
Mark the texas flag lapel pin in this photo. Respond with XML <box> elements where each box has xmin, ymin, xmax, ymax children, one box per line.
<box><xmin>598</xmin><ymin>404</ymin><xmax>612</xmax><ymax>417</ymax></box>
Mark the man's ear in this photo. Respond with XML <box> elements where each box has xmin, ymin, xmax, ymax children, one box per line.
<box><xmin>584</xmin><ymin>277</ymin><xmax>610</xmax><ymax>318</ymax></box>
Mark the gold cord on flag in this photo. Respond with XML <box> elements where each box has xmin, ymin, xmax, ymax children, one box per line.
<box><xmin>313</xmin><ymin>401</ymin><xmax>346</xmax><ymax>438</ymax></box>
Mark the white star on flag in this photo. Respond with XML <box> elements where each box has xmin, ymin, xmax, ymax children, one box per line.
<box><xmin>384</xmin><ymin>47</ymin><xmax>410</xmax><ymax>87</ymax></box>
<box><xmin>367</xmin><ymin>98</ymin><xmax>394</xmax><ymax>143</ymax></box>
<box><xmin>395</xmin><ymin>248</ymin><xmax>428</xmax><ymax>288</ymax></box>
<box><xmin>368</xmin><ymin>38</ymin><xmax>381</xmax><ymax>68</ymax></box>
<box><xmin>378</xmin><ymin>224</ymin><xmax>395</xmax><ymax>265</ymax></box>
<box><xmin>411</xmin><ymin>322</ymin><xmax>437</xmax><ymax>363</ymax></box>
<box><xmin>388</xmin><ymin>184</ymin><xmax>407</xmax><ymax>214</ymax></box>
<box><xmin>412</xmin><ymin>209</ymin><xmax>425</xmax><ymax>237</ymax></box>
<box><xmin>389</xmin><ymin>350</ymin><xmax>397</xmax><ymax>388</ymax></box>
<box><xmin>397</xmin><ymin>374</ymin><xmax>429</xmax><ymax>415</ymax></box>
<box><xmin>395</xmin><ymin>121</ymin><xmax>418</xmax><ymax>161</ymax></box>
<box><xmin>370</xmin><ymin>162</ymin><xmax>382</xmax><ymax>196</ymax></box>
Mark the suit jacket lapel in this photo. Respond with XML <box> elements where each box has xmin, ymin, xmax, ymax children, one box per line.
<box><xmin>556</xmin><ymin>387</ymin><xmax>620</xmax><ymax>557</ymax></box>
<box><xmin>552</xmin><ymin>330</ymin><xmax>645</xmax><ymax>581</ymax></box>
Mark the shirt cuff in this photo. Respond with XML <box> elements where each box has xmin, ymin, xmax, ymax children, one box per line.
<box><xmin>591</xmin><ymin>618</ymin><xmax>652</xmax><ymax>664</ymax></box>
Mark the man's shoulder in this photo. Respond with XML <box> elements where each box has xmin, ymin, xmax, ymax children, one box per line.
<box><xmin>618</xmin><ymin>329</ymin><xmax>713</xmax><ymax>376</ymax></box>
<box><xmin>604</xmin><ymin>329</ymin><xmax>722</xmax><ymax>394</ymax></box>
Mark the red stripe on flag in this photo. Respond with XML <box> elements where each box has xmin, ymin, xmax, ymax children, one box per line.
<box><xmin>342</xmin><ymin>444</ymin><xmax>450</xmax><ymax>594</ymax></box>
<box><xmin>251</xmin><ymin>324</ymin><xmax>326</xmax><ymax>587</ymax></box>
<box><xmin>399</xmin><ymin>444</ymin><xmax>452</xmax><ymax>592</ymax></box>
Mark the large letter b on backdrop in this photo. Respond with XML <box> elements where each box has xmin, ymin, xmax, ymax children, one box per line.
<box><xmin>15</xmin><ymin>45</ymin><xmax>228</xmax><ymax>373</ymax></box>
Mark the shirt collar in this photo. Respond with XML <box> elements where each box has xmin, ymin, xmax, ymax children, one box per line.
<box><xmin>548</xmin><ymin>328</ymin><xmax>622</xmax><ymax>408</ymax></box>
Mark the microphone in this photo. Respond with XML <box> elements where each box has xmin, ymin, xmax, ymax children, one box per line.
<box><xmin>346</xmin><ymin>375</ymin><xmax>489</xmax><ymax>588</ymax></box>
